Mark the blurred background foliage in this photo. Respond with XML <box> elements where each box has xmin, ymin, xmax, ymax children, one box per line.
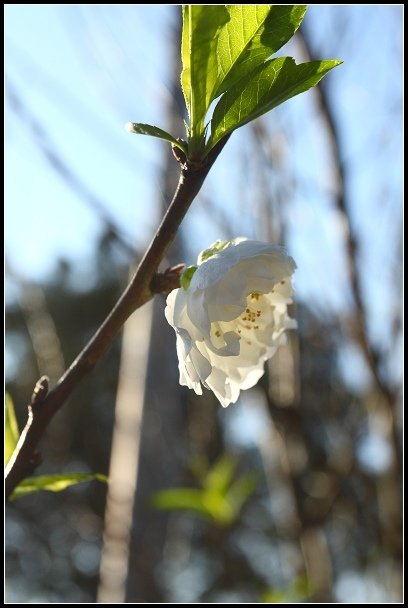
<box><xmin>5</xmin><ymin>5</ymin><xmax>402</xmax><ymax>603</ymax></box>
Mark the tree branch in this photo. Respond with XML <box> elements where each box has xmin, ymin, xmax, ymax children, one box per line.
<box><xmin>297</xmin><ymin>29</ymin><xmax>401</xmax><ymax>475</ymax></box>
<box><xmin>5</xmin><ymin>137</ymin><xmax>230</xmax><ymax>500</ymax></box>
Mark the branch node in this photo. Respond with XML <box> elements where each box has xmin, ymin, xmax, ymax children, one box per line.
<box><xmin>172</xmin><ymin>142</ymin><xmax>187</xmax><ymax>168</ymax></box>
<box><xmin>31</xmin><ymin>376</ymin><xmax>50</xmax><ymax>408</ymax></box>
<box><xmin>150</xmin><ymin>264</ymin><xmax>184</xmax><ymax>295</ymax></box>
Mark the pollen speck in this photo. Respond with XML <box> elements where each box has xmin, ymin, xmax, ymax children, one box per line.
<box><xmin>250</xmin><ymin>292</ymin><xmax>261</xmax><ymax>301</ymax></box>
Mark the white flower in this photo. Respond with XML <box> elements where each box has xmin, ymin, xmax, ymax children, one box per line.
<box><xmin>165</xmin><ymin>238</ymin><xmax>297</xmax><ymax>407</ymax></box>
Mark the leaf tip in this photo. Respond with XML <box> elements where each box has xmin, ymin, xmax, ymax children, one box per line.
<box><xmin>124</xmin><ymin>122</ymin><xmax>135</xmax><ymax>133</ymax></box>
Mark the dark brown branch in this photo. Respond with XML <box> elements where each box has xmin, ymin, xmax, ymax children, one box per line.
<box><xmin>5</xmin><ymin>136</ymin><xmax>230</xmax><ymax>500</ymax></box>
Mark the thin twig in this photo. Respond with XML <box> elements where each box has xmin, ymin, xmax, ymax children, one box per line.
<box><xmin>6</xmin><ymin>82</ymin><xmax>137</xmax><ymax>259</ymax></box>
<box><xmin>5</xmin><ymin>136</ymin><xmax>230</xmax><ymax>500</ymax></box>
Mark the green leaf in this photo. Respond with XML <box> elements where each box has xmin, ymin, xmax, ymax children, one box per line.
<box><xmin>260</xmin><ymin>576</ymin><xmax>312</xmax><ymax>603</ymax></box>
<box><xmin>203</xmin><ymin>455</ymin><xmax>236</xmax><ymax>494</ymax></box>
<box><xmin>5</xmin><ymin>393</ymin><xmax>19</xmax><ymax>466</ymax></box>
<box><xmin>151</xmin><ymin>456</ymin><xmax>259</xmax><ymax>526</ymax></box>
<box><xmin>150</xmin><ymin>486</ymin><xmax>235</xmax><ymax>525</ymax></box>
<box><xmin>181</xmin><ymin>265</ymin><xmax>198</xmax><ymax>291</ymax></box>
<box><xmin>260</xmin><ymin>588</ymin><xmax>292</xmax><ymax>603</ymax></box>
<box><xmin>210</xmin><ymin>57</ymin><xmax>342</xmax><ymax>148</ymax></box>
<box><xmin>213</xmin><ymin>5</ymin><xmax>307</xmax><ymax>98</ymax></box>
<box><xmin>181</xmin><ymin>5</ymin><xmax>229</xmax><ymax>142</ymax></box>
<box><xmin>201</xmin><ymin>491</ymin><xmax>235</xmax><ymax>525</ymax></box>
<box><xmin>151</xmin><ymin>487</ymin><xmax>210</xmax><ymax>517</ymax></box>
<box><xmin>10</xmin><ymin>473</ymin><xmax>108</xmax><ymax>500</ymax></box>
<box><xmin>125</xmin><ymin>122</ymin><xmax>187</xmax><ymax>154</ymax></box>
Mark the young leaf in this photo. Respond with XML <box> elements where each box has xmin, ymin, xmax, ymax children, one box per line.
<box><xmin>181</xmin><ymin>265</ymin><xmax>198</xmax><ymax>291</ymax></box>
<box><xmin>151</xmin><ymin>454</ymin><xmax>259</xmax><ymax>526</ymax></box>
<box><xmin>201</xmin><ymin>491</ymin><xmax>235</xmax><ymax>525</ymax></box>
<box><xmin>213</xmin><ymin>5</ymin><xmax>307</xmax><ymax>98</ymax></box>
<box><xmin>203</xmin><ymin>455</ymin><xmax>236</xmax><ymax>494</ymax></box>
<box><xmin>10</xmin><ymin>473</ymin><xmax>108</xmax><ymax>500</ymax></box>
<box><xmin>5</xmin><ymin>393</ymin><xmax>19</xmax><ymax>465</ymax></box>
<box><xmin>125</xmin><ymin>122</ymin><xmax>187</xmax><ymax>154</ymax></box>
<box><xmin>260</xmin><ymin>576</ymin><xmax>312</xmax><ymax>603</ymax></box>
<box><xmin>151</xmin><ymin>487</ymin><xmax>209</xmax><ymax>517</ymax></box>
<box><xmin>151</xmin><ymin>486</ymin><xmax>237</xmax><ymax>525</ymax></box>
<box><xmin>210</xmin><ymin>57</ymin><xmax>342</xmax><ymax>148</ymax></box>
<box><xmin>181</xmin><ymin>5</ymin><xmax>229</xmax><ymax>140</ymax></box>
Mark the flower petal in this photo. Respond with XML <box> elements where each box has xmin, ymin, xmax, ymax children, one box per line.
<box><xmin>164</xmin><ymin>238</ymin><xmax>297</xmax><ymax>407</ymax></box>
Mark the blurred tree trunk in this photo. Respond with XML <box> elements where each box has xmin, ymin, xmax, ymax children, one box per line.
<box><xmin>123</xmin><ymin>13</ymin><xmax>187</xmax><ymax>603</ymax></box>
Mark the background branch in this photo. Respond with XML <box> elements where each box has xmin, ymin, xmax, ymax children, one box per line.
<box><xmin>6</xmin><ymin>82</ymin><xmax>137</xmax><ymax>259</ymax></box>
<box><xmin>297</xmin><ymin>28</ymin><xmax>401</xmax><ymax>476</ymax></box>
